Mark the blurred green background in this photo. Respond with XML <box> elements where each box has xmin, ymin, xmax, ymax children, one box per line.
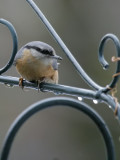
<box><xmin>0</xmin><ymin>0</ymin><xmax>120</xmax><ymax>159</ymax></box>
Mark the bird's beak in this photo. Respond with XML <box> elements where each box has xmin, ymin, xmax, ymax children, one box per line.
<box><xmin>53</xmin><ymin>55</ymin><xmax>62</xmax><ymax>60</ymax></box>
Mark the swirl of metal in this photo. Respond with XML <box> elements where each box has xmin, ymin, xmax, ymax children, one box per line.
<box><xmin>0</xmin><ymin>19</ymin><xmax>18</xmax><ymax>74</ymax></box>
<box><xmin>98</xmin><ymin>33</ymin><xmax>120</xmax><ymax>92</ymax></box>
<box><xmin>0</xmin><ymin>97</ymin><xmax>115</xmax><ymax>160</ymax></box>
<box><xmin>26</xmin><ymin>0</ymin><xmax>104</xmax><ymax>91</ymax></box>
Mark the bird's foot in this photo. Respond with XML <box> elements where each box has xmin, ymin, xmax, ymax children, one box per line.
<box><xmin>19</xmin><ymin>77</ymin><xmax>24</xmax><ymax>89</ymax></box>
<box><xmin>37</xmin><ymin>80</ymin><xmax>41</xmax><ymax>92</ymax></box>
<box><xmin>36</xmin><ymin>77</ymin><xmax>46</xmax><ymax>92</ymax></box>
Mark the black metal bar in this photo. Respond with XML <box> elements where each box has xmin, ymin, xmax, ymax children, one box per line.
<box><xmin>0</xmin><ymin>75</ymin><xmax>120</xmax><ymax>120</ymax></box>
<box><xmin>0</xmin><ymin>19</ymin><xmax>18</xmax><ymax>74</ymax></box>
<box><xmin>98</xmin><ymin>33</ymin><xmax>120</xmax><ymax>91</ymax></box>
<box><xmin>0</xmin><ymin>75</ymin><xmax>118</xmax><ymax>114</ymax></box>
<box><xmin>0</xmin><ymin>97</ymin><xmax>115</xmax><ymax>160</ymax></box>
<box><xmin>0</xmin><ymin>75</ymin><xmax>37</xmax><ymax>89</ymax></box>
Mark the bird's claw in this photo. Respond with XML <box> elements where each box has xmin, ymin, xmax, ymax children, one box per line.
<box><xmin>19</xmin><ymin>77</ymin><xmax>24</xmax><ymax>89</ymax></box>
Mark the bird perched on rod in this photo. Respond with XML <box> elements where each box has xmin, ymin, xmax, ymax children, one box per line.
<box><xmin>14</xmin><ymin>41</ymin><xmax>62</xmax><ymax>88</ymax></box>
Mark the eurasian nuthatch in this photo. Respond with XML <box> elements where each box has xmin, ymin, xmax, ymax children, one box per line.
<box><xmin>14</xmin><ymin>41</ymin><xmax>62</xmax><ymax>87</ymax></box>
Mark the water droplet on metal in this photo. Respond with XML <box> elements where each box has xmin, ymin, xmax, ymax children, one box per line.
<box><xmin>78</xmin><ymin>97</ymin><xmax>83</xmax><ymax>101</ymax></box>
<box><xmin>53</xmin><ymin>91</ymin><xmax>62</xmax><ymax>95</ymax></box>
<box><xmin>93</xmin><ymin>99</ymin><xmax>98</xmax><ymax>104</ymax></box>
<box><xmin>4</xmin><ymin>83</ymin><xmax>14</xmax><ymax>88</ymax></box>
<box><xmin>109</xmin><ymin>105</ymin><xmax>112</xmax><ymax>109</ymax></box>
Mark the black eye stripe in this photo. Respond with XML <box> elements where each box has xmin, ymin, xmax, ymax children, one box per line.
<box><xmin>41</xmin><ymin>49</ymin><xmax>53</xmax><ymax>55</ymax></box>
<box><xmin>25</xmin><ymin>45</ymin><xmax>54</xmax><ymax>56</ymax></box>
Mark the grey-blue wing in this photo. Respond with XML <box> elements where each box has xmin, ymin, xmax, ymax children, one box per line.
<box><xmin>13</xmin><ymin>47</ymin><xmax>24</xmax><ymax>65</ymax></box>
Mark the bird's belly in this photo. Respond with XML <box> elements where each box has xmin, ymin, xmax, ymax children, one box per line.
<box><xmin>16</xmin><ymin>55</ymin><xmax>55</xmax><ymax>81</ymax></box>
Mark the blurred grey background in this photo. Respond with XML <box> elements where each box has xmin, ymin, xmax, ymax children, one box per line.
<box><xmin>0</xmin><ymin>0</ymin><xmax>120</xmax><ymax>159</ymax></box>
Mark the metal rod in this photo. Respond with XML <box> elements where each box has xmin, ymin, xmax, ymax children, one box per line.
<box><xmin>0</xmin><ymin>19</ymin><xmax>18</xmax><ymax>74</ymax></box>
<box><xmin>98</xmin><ymin>33</ymin><xmax>120</xmax><ymax>90</ymax></box>
<box><xmin>0</xmin><ymin>75</ymin><xmax>119</xmax><ymax>120</ymax></box>
<box><xmin>0</xmin><ymin>97</ymin><xmax>115</xmax><ymax>160</ymax></box>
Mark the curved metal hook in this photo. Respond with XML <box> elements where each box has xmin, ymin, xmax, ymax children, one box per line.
<box><xmin>0</xmin><ymin>97</ymin><xmax>115</xmax><ymax>160</ymax></box>
<box><xmin>0</xmin><ymin>19</ymin><xmax>18</xmax><ymax>74</ymax></box>
<box><xmin>98</xmin><ymin>33</ymin><xmax>120</xmax><ymax>90</ymax></box>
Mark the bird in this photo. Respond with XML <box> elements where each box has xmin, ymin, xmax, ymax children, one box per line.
<box><xmin>14</xmin><ymin>41</ymin><xmax>62</xmax><ymax>88</ymax></box>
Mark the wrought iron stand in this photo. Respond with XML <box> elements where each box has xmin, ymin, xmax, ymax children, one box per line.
<box><xmin>0</xmin><ymin>0</ymin><xmax>120</xmax><ymax>159</ymax></box>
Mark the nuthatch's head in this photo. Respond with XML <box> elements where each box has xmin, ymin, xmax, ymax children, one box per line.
<box><xmin>15</xmin><ymin>41</ymin><xmax>62</xmax><ymax>63</ymax></box>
